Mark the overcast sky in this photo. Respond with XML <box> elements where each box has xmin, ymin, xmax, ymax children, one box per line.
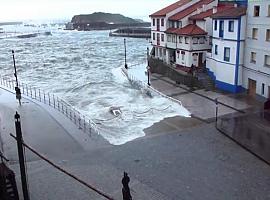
<box><xmin>0</xmin><ymin>0</ymin><xmax>176</xmax><ymax>22</ymax></box>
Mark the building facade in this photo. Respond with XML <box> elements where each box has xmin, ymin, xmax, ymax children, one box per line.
<box><xmin>150</xmin><ymin>0</ymin><xmax>270</xmax><ymax>98</ymax></box>
<box><xmin>150</xmin><ymin>0</ymin><xmax>218</xmax><ymax>69</ymax></box>
<box><xmin>206</xmin><ymin>7</ymin><xmax>246</xmax><ymax>93</ymax></box>
<box><xmin>242</xmin><ymin>0</ymin><xmax>270</xmax><ymax>98</ymax></box>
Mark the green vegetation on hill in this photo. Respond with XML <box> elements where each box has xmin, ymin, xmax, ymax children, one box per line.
<box><xmin>71</xmin><ymin>12</ymin><xmax>139</xmax><ymax>24</ymax></box>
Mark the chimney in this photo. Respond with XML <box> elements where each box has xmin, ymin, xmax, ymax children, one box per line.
<box><xmin>213</xmin><ymin>6</ymin><xmax>217</xmax><ymax>14</ymax></box>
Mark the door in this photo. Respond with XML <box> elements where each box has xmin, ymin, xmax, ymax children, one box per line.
<box><xmin>157</xmin><ymin>33</ymin><xmax>160</xmax><ymax>46</ymax></box>
<box><xmin>219</xmin><ymin>20</ymin><xmax>224</xmax><ymax>38</ymax></box>
<box><xmin>157</xmin><ymin>19</ymin><xmax>160</xmax><ymax>31</ymax></box>
<box><xmin>268</xmin><ymin>86</ymin><xmax>270</xmax><ymax>99</ymax></box>
<box><xmin>248</xmin><ymin>78</ymin><xmax>257</xmax><ymax>96</ymax></box>
<box><xmin>198</xmin><ymin>53</ymin><xmax>203</xmax><ymax>67</ymax></box>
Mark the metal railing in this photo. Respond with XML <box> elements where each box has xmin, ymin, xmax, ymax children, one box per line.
<box><xmin>121</xmin><ymin>67</ymin><xmax>183</xmax><ymax>106</ymax></box>
<box><xmin>0</xmin><ymin>76</ymin><xmax>99</xmax><ymax>136</ymax></box>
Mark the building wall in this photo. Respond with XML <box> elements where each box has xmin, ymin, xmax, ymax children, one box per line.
<box><xmin>243</xmin><ymin>0</ymin><xmax>270</xmax><ymax>98</ymax></box>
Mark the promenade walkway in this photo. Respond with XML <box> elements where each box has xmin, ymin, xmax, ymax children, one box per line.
<box><xmin>150</xmin><ymin>74</ymin><xmax>262</xmax><ymax>122</ymax></box>
<box><xmin>1</xmin><ymin>82</ymin><xmax>269</xmax><ymax>199</ymax></box>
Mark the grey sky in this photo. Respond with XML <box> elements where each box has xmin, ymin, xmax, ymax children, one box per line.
<box><xmin>0</xmin><ymin>0</ymin><xmax>176</xmax><ymax>22</ymax></box>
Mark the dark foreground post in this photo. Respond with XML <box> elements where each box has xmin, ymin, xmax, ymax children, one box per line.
<box><xmin>124</xmin><ymin>39</ymin><xmax>128</xmax><ymax>69</ymax></box>
<box><xmin>122</xmin><ymin>172</ymin><xmax>132</xmax><ymax>200</ymax></box>
<box><xmin>15</xmin><ymin>112</ymin><xmax>30</xmax><ymax>200</ymax></box>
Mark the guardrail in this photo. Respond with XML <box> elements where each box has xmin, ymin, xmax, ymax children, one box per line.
<box><xmin>121</xmin><ymin>67</ymin><xmax>183</xmax><ymax>107</ymax></box>
<box><xmin>0</xmin><ymin>76</ymin><xmax>99</xmax><ymax>136</ymax></box>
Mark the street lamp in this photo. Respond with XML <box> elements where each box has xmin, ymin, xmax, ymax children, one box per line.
<box><xmin>124</xmin><ymin>39</ymin><xmax>128</xmax><ymax>69</ymax></box>
<box><xmin>12</xmin><ymin>50</ymin><xmax>21</xmax><ymax>105</ymax></box>
<box><xmin>147</xmin><ymin>47</ymin><xmax>151</xmax><ymax>86</ymax></box>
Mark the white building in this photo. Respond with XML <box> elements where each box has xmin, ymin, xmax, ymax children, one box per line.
<box><xmin>242</xmin><ymin>0</ymin><xmax>270</xmax><ymax>98</ymax></box>
<box><xmin>206</xmin><ymin>6</ymin><xmax>247</xmax><ymax>93</ymax></box>
<box><xmin>150</xmin><ymin>0</ymin><xmax>218</xmax><ymax>69</ymax></box>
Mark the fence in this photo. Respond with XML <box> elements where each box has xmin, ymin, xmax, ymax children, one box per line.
<box><xmin>121</xmin><ymin>67</ymin><xmax>183</xmax><ymax>107</ymax></box>
<box><xmin>0</xmin><ymin>76</ymin><xmax>99</xmax><ymax>136</ymax></box>
<box><xmin>149</xmin><ymin>57</ymin><xmax>204</xmax><ymax>89</ymax></box>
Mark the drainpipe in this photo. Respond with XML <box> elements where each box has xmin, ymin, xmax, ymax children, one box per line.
<box><xmin>235</xmin><ymin>16</ymin><xmax>242</xmax><ymax>92</ymax></box>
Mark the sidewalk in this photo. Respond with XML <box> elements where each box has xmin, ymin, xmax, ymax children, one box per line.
<box><xmin>150</xmin><ymin>74</ymin><xmax>262</xmax><ymax>122</ymax></box>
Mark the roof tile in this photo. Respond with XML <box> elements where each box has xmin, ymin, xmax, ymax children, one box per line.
<box><xmin>165</xmin><ymin>24</ymin><xmax>207</xmax><ymax>35</ymax></box>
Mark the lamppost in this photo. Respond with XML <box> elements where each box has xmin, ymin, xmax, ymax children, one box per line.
<box><xmin>12</xmin><ymin>50</ymin><xmax>21</xmax><ymax>106</ymax></box>
<box><xmin>124</xmin><ymin>39</ymin><xmax>128</xmax><ymax>69</ymax></box>
<box><xmin>147</xmin><ymin>47</ymin><xmax>151</xmax><ymax>86</ymax></box>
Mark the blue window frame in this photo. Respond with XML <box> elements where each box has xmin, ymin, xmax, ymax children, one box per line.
<box><xmin>215</xmin><ymin>45</ymin><xmax>218</xmax><ymax>55</ymax></box>
<box><xmin>228</xmin><ymin>21</ymin><xmax>234</xmax><ymax>32</ymax></box>
<box><xmin>214</xmin><ymin>20</ymin><xmax>217</xmax><ymax>30</ymax></box>
<box><xmin>224</xmin><ymin>47</ymin><xmax>230</xmax><ymax>62</ymax></box>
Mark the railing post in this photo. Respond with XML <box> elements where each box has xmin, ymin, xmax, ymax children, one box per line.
<box><xmin>84</xmin><ymin>116</ymin><xmax>86</xmax><ymax>132</ymax></box>
<box><xmin>34</xmin><ymin>88</ymin><xmax>36</xmax><ymax>99</ymax></box>
<box><xmin>53</xmin><ymin>95</ymin><xmax>55</xmax><ymax>108</ymax></box>
<box><xmin>74</xmin><ymin>113</ymin><xmax>77</xmax><ymax>125</ymax></box>
<box><xmin>26</xmin><ymin>85</ymin><xmax>29</xmax><ymax>96</ymax></box>
<box><xmin>43</xmin><ymin>91</ymin><xmax>46</xmax><ymax>103</ymax></box>
<box><xmin>57</xmin><ymin>97</ymin><xmax>60</xmax><ymax>110</ymax></box>
<box><xmin>48</xmin><ymin>93</ymin><xmax>51</xmax><ymax>106</ymax></box>
<box><xmin>30</xmin><ymin>86</ymin><xmax>32</xmax><ymax>98</ymax></box>
<box><xmin>39</xmin><ymin>89</ymin><xmax>41</xmax><ymax>101</ymax></box>
<box><xmin>89</xmin><ymin>120</ymin><xmax>92</xmax><ymax>137</ymax></box>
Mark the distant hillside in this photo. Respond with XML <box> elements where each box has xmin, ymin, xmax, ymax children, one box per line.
<box><xmin>71</xmin><ymin>12</ymin><xmax>139</xmax><ymax>24</ymax></box>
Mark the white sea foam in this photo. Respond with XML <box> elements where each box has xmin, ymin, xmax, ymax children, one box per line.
<box><xmin>0</xmin><ymin>26</ymin><xmax>190</xmax><ymax>145</ymax></box>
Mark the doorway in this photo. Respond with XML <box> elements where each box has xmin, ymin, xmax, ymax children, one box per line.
<box><xmin>198</xmin><ymin>53</ymin><xmax>203</xmax><ymax>67</ymax></box>
<box><xmin>248</xmin><ymin>78</ymin><xmax>257</xmax><ymax>96</ymax></box>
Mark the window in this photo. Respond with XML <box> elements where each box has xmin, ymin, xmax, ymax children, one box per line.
<box><xmin>254</xmin><ymin>5</ymin><xmax>260</xmax><ymax>17</ymax></box>
<box><xmin>228</xmin><ymin>21</ymin><xmax>234</xmax><ymax>32</ymax></box>
<box><xmin>250</xmin><ymin>52</ymin><xmax>256</xmax><ymax>63</ymax></box>
<box><xmin>181</xmin><ymin>51</ymin><xmax>185</xmax><ymax>60</ymax></box>
<box><xmin>161</xmin><ymin>34</ymin><xmax>164</xmax><ymax>42</ymax></box>
<box><xmin>193</xmin><ymin>37</ymin><xmax>198</xmax><ymax>44</ymax></box>
<box><xmin>268</xmin><ymin>5</ymin><xmax>270</xmax><ymax>17</ymax></box>
<box><xmin>185</xmin><ymin>37</ymin><xmax>189</xmax><ymax>44</ymax></box>
<box><xmin>215</xmin><ymin>45</ymin><xmax>218</xmax><ymax>55</ymax></box>
<box><xmin>265</xmin><ymin>55</ymin><xmax>270</xmax><ymax>67</ymax></box>
<box><xmin>152</xmin><ymin>19</ymin><xmax>155</xmax><ymax>26</ymax></box>
<box><xmin>224</xmin><ymin>47</ymin><xmax>230</xmax><ymax>62</ymax></box>
<box><xmin>266</xmin><ymin>29</ymin><xmax>270</xmax><ymax>41</ymax></box>
<box><xmin>167</xmin><ymin>35</ymin><xmax>171</xmax><ymax>42</ymax></box>
<box><xmin>214</xmin><ymin>20</ymin><xmax>217</xmax><ymax>30</ymax></box>
<box><xmin>199</xmin><ymin>37</ymin><xmax>205</xmax><ymax>44</ymax></box>
<box><xmin>161</xmin><ymin>19</ymin><xmax>164</xmax><ymax>26</ymax></box>
<box><xmin>252</xmin><ymin>28</ymin><xmax>258</xmax><ymax>39</ymax></box>
<box><xmin>153</xmin><ymin>33</ymin><xmax>155</xmax><ymax>40</ymax></box>
<box><xmin>172</xmin><ymin>35</ymin><xmax>176</xmax><ymax>43</ymax></box>
<box><xmin>262</xmin><ymin>83</ymin><xmax>265</xmax><ymax>95</ymax></box>
<box><xmin>179</xmin><ymin>36</ymin><xmax>182</xmax><ymax>43</ymax></box>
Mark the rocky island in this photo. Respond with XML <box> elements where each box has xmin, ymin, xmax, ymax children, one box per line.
<box><xmin>66</xmin><ymin>12</ymin><xmax>150</xmax><ymax>31</ymax></box>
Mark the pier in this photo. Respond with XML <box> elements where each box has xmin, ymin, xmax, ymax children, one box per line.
<box><xmin>0</xmin><ymin>31</ymin><xmax>51</xmax><ymax>39</ymax></box>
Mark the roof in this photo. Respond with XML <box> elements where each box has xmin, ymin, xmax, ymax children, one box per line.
<box><xmin>169</xmin><ymin>0</ymin><xmax>215</xmax><ymax>21</ymax></box>
<box><xmin>165</xmin><ymin>24</ymin><xmax>207</xmax><ymax>36</ymax></box>
<box><xmin>189</xmin><ymin>8</ymin><xmax>213</xmax><ymax>20</ymax></box>
<box><xmin>188</xmin><ymin>5</ymin><xmax>234</xmax><ymax>20</ymax></box>
<box><xmin>150</xmin><ymin>0</ymin><xmax>191</xmax><ymax>17</ymax></box>
<box><xmin>211</xmin><ymin>7</ymin><xmax>246</xmax><ymax>19</ymax></box>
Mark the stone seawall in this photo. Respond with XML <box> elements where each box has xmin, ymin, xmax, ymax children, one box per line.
<box><xmin>149</xmin><ymin>57</ymin><xmax>203</xmax><ymax>89</ymax></box>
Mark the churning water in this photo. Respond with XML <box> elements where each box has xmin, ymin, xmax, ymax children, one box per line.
<box><xmin>0</xmin><ymin>26</ymin><xmax>190</xmax><ymax>145</ymax></box>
